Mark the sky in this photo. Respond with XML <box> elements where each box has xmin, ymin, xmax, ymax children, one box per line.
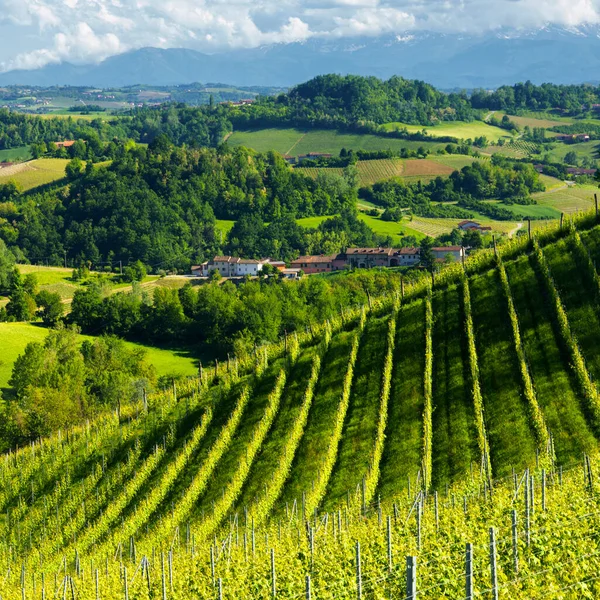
<box><xmin>0</xmin><ymin>0</ymin><xmax>599</xmax><ymax>72</ymax></box>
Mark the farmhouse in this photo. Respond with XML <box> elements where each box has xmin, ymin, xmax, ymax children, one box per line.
<box><xmin>345</xmin><ymin>247</ymin><xmax>397</xmax><ymax>268</ymax></box>
<box><xmin>556</xmin><ymin>134</ymin><xmax>590</xmax><ymax>142</ymax></box>
<box><xmin>198</xmin><ymin>256</ymin><xmax>267</xmax><ymax>277</ymax></box>
<box><xmin>566</xmin><ymin>167</ymin><xmax>597</xmax><ymax>176</ymax></box>
<box><xmin>457</xmin><ymin>220</ymin><xmax>492</xmax><ymax>232</ymax></box>
<box><xmin>54</xmin><ymin>141</ymin><xmax>76</xmax><ymax>148</ymax></box>
<box><xmin>432</xmin><ymin>246</ymin><xmax>464</xmax><ymax>261</ymax></box>
<box><xmin>290</xmin><ymin>254</ymin><xmax>338</xmax><ymax>274</ymax></box>
<box><xmin>296</xmin><ymin>153</ymin><xmax>333</xmax><ymax>164</ymax></box>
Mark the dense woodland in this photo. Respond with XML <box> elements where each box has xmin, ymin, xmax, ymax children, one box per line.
<box><xmin>0</xmin><ymin>139</ymin><xmax>390</xmax><ymax>268</ymax></box>
<box><xmin>5</xmin><ymin>77</ymin><xmax>600</xmax><ymax>151</ymax></box>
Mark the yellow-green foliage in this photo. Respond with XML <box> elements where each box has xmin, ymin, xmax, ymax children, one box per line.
<box><xmin>422</xmin><ymin>286</ymin><xmax>434</xmax><ymax>491</ymax></box>
<box><xmin>462</xmin><ymin>275</ymin><xmax>489</xmax><ymax>467</ymax></box>
<box><xmin>497</xmin><ymin>257</ymin><xmax>549</xmax><ymax>450</ymax></box>
<box><xmin>364</xmin><ymin>305</ymin><xmax>397</xmax><ymax>504</ymax></box>
<box><xmin>531</xmin><ymin>240</ymin><xmax>600</xmax><ymax>431</ymax></box>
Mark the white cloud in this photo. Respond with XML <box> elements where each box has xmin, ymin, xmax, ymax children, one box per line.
<box><xmin>1</xmin><ymin>0</ymin><xmax>600</xmax><ymax>71</ymax></box>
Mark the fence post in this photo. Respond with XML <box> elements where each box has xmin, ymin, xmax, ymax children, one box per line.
<box><xmin>210</xmin><ymin>546</ymin><xmax>215</xmax><ymax>586</ymax></box>
<box><xmin>387</xmin><ymin>515</ymin><xmax>393</xmax><ymax>573</ymax></box>
<box><xmin>512</xmin><ymin>509</ymin><xmax>519</xmax><ymax>576</ymax></box>
<box><xmin>416</xmin><ymin>502</ymin><xmax>422</xmax><ymax>551</ymax></box>
<box><xmin>271</xmin><ymin>548</ymin><xmax>276</xmax><ymax>598</ymax></box>
<box><xmin>161</xmin><ymin>552</ymin><xmax>167</xmax><ymax>600</ymax></box>
<box><xmin>465</xmin><ymin>543</ymin><xmax>473</xmax><ymax>600</ymax></box>
<box><xmin>489</xmin><ymin>527</ymin><xmax>498</xmax><ymax>600</ymax></box>
<box><xmin>355</xmin><ymin>542</ymin><xmax>362</xmax><ymax>600</ymax></box>
<box><xmin>406</xmin><ymin>556</ymin><xmax>417</xmax><ymax>600</ymax></box>
<box><xmin>542</xmin><ymin>468</ymin><xmax>546</xmax><ymax>511</ymax></box>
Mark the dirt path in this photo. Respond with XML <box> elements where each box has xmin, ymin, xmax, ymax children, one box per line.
<box><xmin>285</xmin><ymin>132</ymin><xmax>307</xmax><ymax>156</ymax></box>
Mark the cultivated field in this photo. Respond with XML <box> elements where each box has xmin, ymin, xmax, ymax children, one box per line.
<box><xmin>0</xmin><ymin>146</ymin><xmax>32</xmax><ymax>163</ymax></box>
<box><xmin>227</xmin><ymin>127</ymin><xmax>447</xmax><ymax>156</ymax></box>
<box><xmin>534</xmin><ymin>185</ymin><xmax>598</xmax><ymax>214</ymax></box>
<box><xmin>382</xmin><ymin>120</ymin><xmax>509</xmax><ymax>142</ymax></box>
<box><xmin>298</xmin><ymin>158</ymin><xmax>457</xmax><ymax>186</ymax></box>
<box><xmin>3</xmin><ymin>218</ymin><xmax>600</xmax><ymax>597</ymax></box>
<box><xmin>492</xmin><ymin>112</ymin><xmax>567</xmax><ymax>129</ymax></box>
<box><xmin>0</xmin><ymin>158</ymin><xmax>69</xmax><ymax>190</ymax></box>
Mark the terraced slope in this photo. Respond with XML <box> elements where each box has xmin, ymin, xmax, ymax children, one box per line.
<box><xmin>2</xmin><ymin>213</ymin><xmax>600</xmax><ymax>597</ymax></box>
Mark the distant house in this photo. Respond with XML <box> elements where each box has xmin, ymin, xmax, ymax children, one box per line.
<box><xmin>282</xmin><ymin>268</ymin><xmax>302</xmax><ymax>279</ymax></box>
<box><xmin>556</xmin><ymin>134</ymin><xmax>590</xmax><ymax>142</ymax></box>
<box><xmin>345</xmin><ymin>247</ymin><xmax>396</xmax><ymax>268</ymax></box>
<box><xmin>457</xmin><ymin>220</ymin><xmax>492</xmax><ymax>232</ymax></box>
<box><xmin>290</xmin><ymin>254</ymin><xmax>337</xmax><ymax>274</ymax></box>
<box><xmin>54</xmin><ymin>141</ymin><xmax>76</xmax><ymax>148</ymax></box>
<box><xmin>296</xmin><ymin>153</ymin><xmax>333</xmax><ymax>164</ymax></box>
<box><xmin>432</xmin><ymin>246</ymin><xmax>464</xmax><ymax>262</ymax></box>
<box><xmin>397</xmin><ymin>247</ymin><xmax>421</xmax><ymax>267</ymax></box>
<box><xmin>566</xmin><ymin>167</ymin><xmax>597</xmax><ymax>176</ymax></box>
<box><xmin>198</xmin><ymin>256</ymin><xmax>266</xmax><ymax>277</ymax></box>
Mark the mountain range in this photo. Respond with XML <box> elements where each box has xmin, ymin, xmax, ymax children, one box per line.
<box><xmin>1</xmin><ymin>26</ymin><xmax>600</xmax><ymax>89</ymax></box>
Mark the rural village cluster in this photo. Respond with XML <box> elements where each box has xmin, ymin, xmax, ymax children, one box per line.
<box><xmin>193</xmin><ymin>219</ymin><xmax>486</xmax><ymax>278</ymax></box>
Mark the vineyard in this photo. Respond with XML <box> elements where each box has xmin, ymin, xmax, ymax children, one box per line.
<box><xmin>4</xmin><ymin>213</ymin><xmax>600</xmax><ymax>597</ymax></box>
<box><xmin>296</xmin><ymin>158</ymin><xmax>455</xmax><ymax>187</ymax></box>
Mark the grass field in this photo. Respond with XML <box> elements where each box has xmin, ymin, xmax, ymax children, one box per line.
<box><xmin>429</xmin><ymin>155</ymin><xmax>478</xmax><ymax>169</ymax></box>
<box><xmin>296</xmin><ymin>213</ymin><xmax>424</xmax><ymax>242</ymax></box>
<box><xmin>227</xmin><ymin>128</ymin><xmax>446</xmax><ymax>156</ymax></box>
<box><xmin>0</xmin><ymin>158</ymin><xmax>69</xmax><ymax>190</ymax></box>
<box><xmin>0</xmin><ymin>322</ymin><xmax>198</xmax><ymax>391</ymax></box>
<box><xmin>482</xmin><ymin>200</ymin><xmax>562</xmax><ymax>219</ymax></box>
<box><xmin>544</xmin><ymin>140</ymin><xmax>600</xmax><ymax>163</ymax></box>
<box><xmin>215</xmin><ymin>219</ymin><xmax>236</xmax><ymax>239</ymax></box>
<box><xmin>409</xmin><ymin>215</ymin><xmax>521</xmax><ymax>237</ymax></box>
<box><xmin>533</xmin><ymin>185</ymin><xmax>597</xmax><ymax>214</ymax></box>
<box><xmin>0</xmin><ymin>146</ymin><xmax>32</xmax><ymax>163</ymax></box>
<box><xmin>382</xmin><ymin>120</ymin><xmax>509</xmax><ymax>142</ymax></box>
<box><xmin>493</xmin><ymin>112</ymin><xmax>566</xmax><ymax>129</ymax></box>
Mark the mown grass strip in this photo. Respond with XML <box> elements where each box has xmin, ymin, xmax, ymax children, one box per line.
<box><xmin>469</xmin><ymin>269</ymin><xmax>537</xmax><ymax>477</ymax></box>
<box><xmin>378</xmin><ymin>299</ymin><xmax>426</xmax><ymax>499</ymax></box>
<box><xmin>306</xmin><ymin>310</ymin><xmax>366</xmax><ymax>516</ymax></box>
<box><xmin>431</xmin><ymin>285</ymin><xmax>479</xmax><ymax>491</ymax></box>
<box><xmin>506</xmin><ymin>256</ymin><xmax>597</xmax><ymax>462</ymax></box>
<box><xmin>422</xmin><ymin>287</ymin><xmax>434</xmax><ymax>491</ymax></box>
<box><xmin>363</xmin><ymin>306</ymin><xmax>397</xmax><ymax>505</ymax></box>
<box><xmin>497</xmin><ymin>257</ymin><xmax>549</xmax><ymax>449</ymax></box>
<box><xmin>141</xmin><ymin>387</ymin><xmax>251</xmax><ymax>544</ymax></box>
<box><xmin>277</xmin><ymin>330</ymin><xmax>357</xmax><ymax>513</ymax></box>
<box><xmin>462</xmin><ymin>277</ymin><xmax>489</xmax><ymax>471</ymax></box>
<box><xmin>531</xmin><ymin>241</ymin><xmax>600</xmax><ymax>431</ymax></box>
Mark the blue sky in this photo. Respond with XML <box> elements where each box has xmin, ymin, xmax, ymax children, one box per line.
<box><xmin>0</xmin><ymin>0</ymin><xmax>598</xmax><ymax>72</ymax></box>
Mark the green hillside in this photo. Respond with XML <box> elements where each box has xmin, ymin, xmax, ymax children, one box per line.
<box><xmin>2</xmin><ymin>212</ymin><xmax>600</xmax><ymax>597</ymax></box>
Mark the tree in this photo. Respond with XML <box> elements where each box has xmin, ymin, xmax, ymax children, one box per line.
<box><xmin>65</xmin><ymin>158</ymin><xmax>84</xmax><ymax>180</ymax></box>
<box><xmin>6</xmin><ymin>268</ymin><xmax>36</xmax><ymax>322</ymax></box>
<box><xmin>564</xmin><ymin>151</ymin><xmax>579</xmax><ymax>166</ymax></box>
<box><xmin>36</xmin><ymin>290</ymin><xmax>64</xmax><ymax>325</ymax></box>
<box><xmin>0</xmin><ymin>239</ymin><xmax>15</xmax><ymax>294</ymax></box>
<box><xmin>123</xmin><ymin>260</ymin><xmax>147</xmax><ymax>283</ymax></box>
<box><xmin>419</xmin><ymin>237</ymin><xmax>436</xmax><ymax>272</ymax></box>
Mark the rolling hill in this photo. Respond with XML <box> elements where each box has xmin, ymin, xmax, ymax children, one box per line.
<box><xmin>1</xmin><ymin>212</ymin><xmax>600</xmax><ymax>596</ymax></box>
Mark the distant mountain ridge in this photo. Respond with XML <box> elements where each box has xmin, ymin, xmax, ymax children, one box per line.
<box><xmin>1</xmin><ymin>27</ymin><xmax>600</xmax><ymax>89</ymax></box>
